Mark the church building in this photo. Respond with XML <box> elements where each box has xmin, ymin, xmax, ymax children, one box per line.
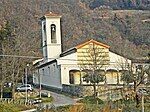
<box><xmin>33</xmin><ymin>12</ymin><xmax>131</xmax><ymax>92</ymax></box>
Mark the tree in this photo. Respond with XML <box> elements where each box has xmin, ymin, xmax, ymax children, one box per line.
<box><xmin>0</xmin><ymin>22</ymin><xmax>12</xmax><ymax>99</ymax></box>
<box><xmin>0</xmin><ymin>21</ymin><xmax>41</xmax><ymax>99</ymax></box>
<box><xmin>120</xmin><ymin>59</ymin><xmax>150</xmax><ymax>106</ymax></box>
<box><xmin>79</xmin><ymin>42</ymin><xmax>109</xmax><ymax>98</ymax></box>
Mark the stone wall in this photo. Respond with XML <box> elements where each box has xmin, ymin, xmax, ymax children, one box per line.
<box><xmin>62</xmin><ymin>84</ymin><xmax>93</xmax><ymax>97</ymax></box>
<box><xmin>62</xmin><ymin>84</ymin><xmax>123</xmax><ymax>101</ymax></box>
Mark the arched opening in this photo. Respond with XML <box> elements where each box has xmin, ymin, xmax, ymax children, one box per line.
<box><xmin>69</xmin><ymin>70</ymin><xmax>80</xmax><ymax>84</ymax></box>
<box><xmin>51</xmin><ymin>24</ymin><xmax>56</xmax><ymax>43</ymax></box>
<box><xmin>81</xmin><ymin>69</ymin><xmax>105</xmax><ymax>84</ymax></box>
<box><xmin>81</xmin><ymin>69</ymin><xmax>91</xmax><ymax>84</ymax></box>
<box><xmin>106</xmin><ymin>69</ymin><xmax>118</xmax><ymax>84</ymax></box>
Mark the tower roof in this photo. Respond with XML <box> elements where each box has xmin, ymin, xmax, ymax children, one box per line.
<box><xmin>40</xmin><ymin>12</ymin><xmax>61</xmax><ymax>20</ymax></box>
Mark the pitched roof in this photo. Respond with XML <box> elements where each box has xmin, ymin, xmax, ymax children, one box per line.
<box><xmin>45</xmin><ymin>12</ymin><xmax>61</xmax><ymax>17</ymax></box>
<box><xmin>75</xmin><ymin>39</ymin><xmax>110</xmax><ymax>49</ymax></box>
<box><xmin>37</xmin><ymin>59</ymin><xmax>57</xmax><ymax>68</ymax></box>
<box><xmin>60</xmin><ymin>39</ymin><xmax>110</xmax><ymax>57</ymax></box>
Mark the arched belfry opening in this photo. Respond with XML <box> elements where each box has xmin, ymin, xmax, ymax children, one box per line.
<box><xmin>51</xmin><ymin>24</ymin><xmax>56</xmax><ymax>43</ymax></box>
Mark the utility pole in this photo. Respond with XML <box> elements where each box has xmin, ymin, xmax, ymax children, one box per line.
<box><xmin>38</xmin><ymin>69</ymin><xmax>41</xmax><ymax>99</ymax></box>
<box><xmin>25</xmin><ymin>64</ymin><xmax>29</xmax><ymax>105</ymax></box>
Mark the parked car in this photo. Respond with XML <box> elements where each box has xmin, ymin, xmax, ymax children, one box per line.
<box><xmin>16</xmin><ymin>84</ymin><xmax>33</xmax><ymax>92</ymax></box>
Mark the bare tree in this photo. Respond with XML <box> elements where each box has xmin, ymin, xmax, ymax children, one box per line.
<box><xmin>0</xmin><ymin>21</ymin><xmax>41</xmax><ymax>99</ymax></box>
<box><xmin>119</xmin><ymin>59</ymin><xmax>150</xmax><ymax>106</ymax></box>
<box><xmin>78</xmin><ymin>42</ymin><xmax>109</xmax><ymax>98</ymax></box>
<box><xmin>0</xmin><ymin>22</ymin><xmax>12</xmax><ymax>99</ymax></box>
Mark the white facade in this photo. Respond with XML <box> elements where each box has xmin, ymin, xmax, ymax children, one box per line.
<box><xmin>33</xmin><ymin>50</ymin><xmax>131</xmax><ymax>88</ymax></box>
<box><xmin>109</xmin><ymin>51</ymin><xmax>131</xmax><ymax>70</ymax></box>
<box><xmin>33</xmin><ymin>12</ymin><xmax>132</xmax><ymax>89</ymax></box>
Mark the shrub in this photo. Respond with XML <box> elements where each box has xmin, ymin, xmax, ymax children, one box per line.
<box><xmin>41</xmin><ymin>96</ymin><xmax>53</xmax><ymax>103</ymax></box>
<box><xmin>77</xmin><ymin>96</ymin><xmax>104</xmax><ymax>104</ymax></box>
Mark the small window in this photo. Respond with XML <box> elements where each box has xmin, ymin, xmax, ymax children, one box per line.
<box><xmin>48</xmin><ymin>66</ymin><xmax>50</xmax><ymax>75</ymax></box>
<box><xmin>42</xmin><ymin>69</ymin><xmax>44</xmax><ymax>75</ymax></box>
<box><xmin>43</xmin><ymin>23</ymin><xmax>46</xmax><ymax>38</ymax></box>
<box><xmin>44</xmin><ymin>40</ymin><xmax>46</xmax><ymax>46</ymax></box>
<box><xmin>43</xmin><ymin>24</ymin><xmax>46</xmax><ymax>32</ymax></box>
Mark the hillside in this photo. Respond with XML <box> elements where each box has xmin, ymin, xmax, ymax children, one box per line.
<box><xmin>82</xmin><ymin>0</ymin><xmax>150</xmax><ymax>10</ymax></box>
<box><xmin>0</xmin><ymin>0</ymin><xmax>150</xmax><ymax>59</ymax></box>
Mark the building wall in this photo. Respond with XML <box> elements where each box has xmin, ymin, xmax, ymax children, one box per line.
<box><xmin>33</xmin><ymin>62</ymin><xmax>62</xmax><ymax>89</ymax></box>
<box><xmin>57</xmin><ymin>52</ymin><xmax>78</xmax><ymax>65</ymax></box>
<box><xmin>109</xmin><ymin>51</ymin><xmax>131</xmax><ymax>70</ymax></box>
<box><xmin>46</xmin><ymin>17</ymin><xmax>62</xmax><ymax>59</ymax></box>
<box><xmin>33</xmin><ymin>42</ymin><xmax>131</xmax><ymax>88</ymax></box>
<box><xmin>77</xmin><ymin>43</ymin><xmax>109</xmax><ymax>67</ymax></box>
<box><xmin>106</xmin><ymin>51</ymin><xmax>131</xmax><ymax>84</ymax></box>
<box><xmin>60</xmin><ymin>64</ymin><xmax>79</xmax><ymax>85</ymax></box>
<box><xmin>57</xmin><ymin>52</ymin><xmax>79</xmax><ymax>85</ymax></box>
<box><xmin>33</xmin><ymin>70</ymin><xmax>39</xmax><ymax>85</ymax></box>
<box><xmin>58</xmin><ymin>43</ymin><xmax>131</xmax><ymax>86</ymax></box>
<box><xmin>41</xmin><ymin>17</ymin><xmax>62</xmax><ymax>61</ymax></box>
<box><xmin>33</xmin><ymin>50</ymin><xmax>131</xmax><ymax>88</ymax></box>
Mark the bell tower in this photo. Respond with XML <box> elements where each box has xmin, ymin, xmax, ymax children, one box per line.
<box><xmin>41</xmin><ymin>12</ymin><xmax>62</xmax><ymax>61</ymax></box>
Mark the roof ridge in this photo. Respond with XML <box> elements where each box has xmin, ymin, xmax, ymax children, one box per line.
<box><xmin>76</xmin><ymin>39</ymin><xmax>110</xmax><ymax>49</ymax></box>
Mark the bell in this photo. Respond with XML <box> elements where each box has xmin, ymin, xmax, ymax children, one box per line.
<box><xmin>52</xmin><ymin>26</ymin><xmax>55</xmax><ymax>31</ymax></box>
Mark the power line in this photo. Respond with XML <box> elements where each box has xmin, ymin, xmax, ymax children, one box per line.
<box><xmin>0</xmin><ymin>54</ymin><xmax>42</xmax><ymax>59</ymax></box>
<box><xmin>0</xmin><ymin>54</ymin><xmax>128</xmax><ymax>64</ymax></box>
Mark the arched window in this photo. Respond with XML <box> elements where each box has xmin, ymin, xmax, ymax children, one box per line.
<box><xmin>51</xmin><ymin>24</ymin><xmax>56</xmax><ymax>43</ymax></box>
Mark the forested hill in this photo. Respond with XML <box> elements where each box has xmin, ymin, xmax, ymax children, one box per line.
<box><xmin>84</xmin><ymin>0</ymin><xmax>150</xmax><ymax>10</ymax></box>
<box><xmin>0</xmin><ymin>0</ymin><xmax>150</xmax><ymax>59</ymax></box>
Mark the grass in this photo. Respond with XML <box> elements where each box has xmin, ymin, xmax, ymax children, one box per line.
<box><xmin>0</xmin><ymin>102</ymin><xmax>36</xmax><ymax>112</ymax></box>
<box><xmin>40</xmin><ymin>96</ymin><xmax>53</xmax><ymax>103</ymax></box>
<box><xmin>0</xmin><ymin>90</ymin><xmax>53</xmax><ymax>111</ymax></box>
<box><xmin>77</xmin><ymin>96</ymin><xmax>104</xmax><ymax>104</ymax></box>
<box><xmin>112</xmin><ymin>98</ymin><xmax>150</xmax><ymax>112</ymax></box>
<box><xmin>41</xmin><ymin>96</ymin><xmax>150</xmax><ymax>112</ymax></box>
<box><xmin>0</xmin><ymin>103</ymin><xmax>19</xmax><ymax>112</ymax></box>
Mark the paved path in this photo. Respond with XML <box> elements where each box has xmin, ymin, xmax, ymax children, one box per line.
<box><xmin>21</xmin><ymin>90</ymin><xmax>78</xmax><ymax>111</ymax></box>
<box><xmin>41</xmin><ymin>89</ymin><xmax>77</xmax><ymax>107</ymax></box>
